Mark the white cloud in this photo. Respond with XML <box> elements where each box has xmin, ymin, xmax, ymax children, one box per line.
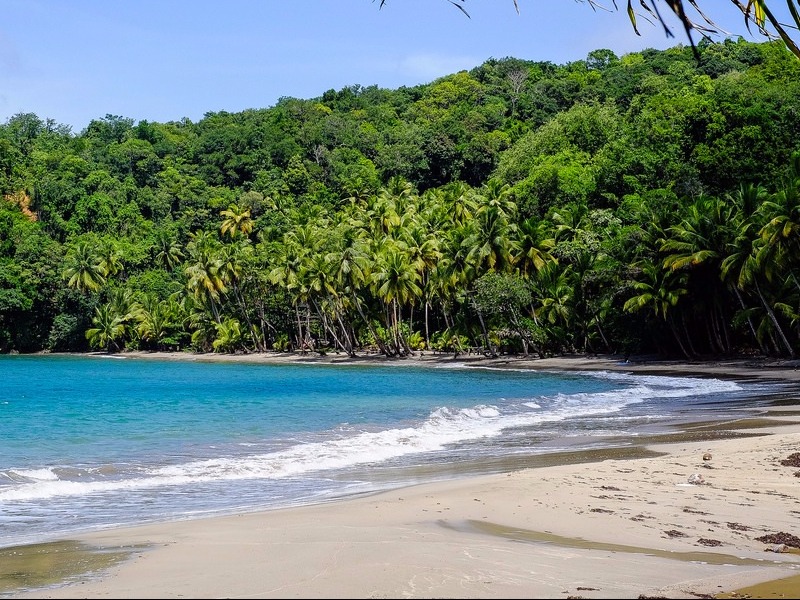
<box><xmin>399</xmin><ymin>53</ymin><xmax>480</xmax><ymax>81</ymax></box>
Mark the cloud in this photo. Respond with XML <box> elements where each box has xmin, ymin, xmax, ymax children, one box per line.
<box><xmin>399</xmin><ymin>53</ymin><xmax>480</xmax><ymax>80</ymax></box>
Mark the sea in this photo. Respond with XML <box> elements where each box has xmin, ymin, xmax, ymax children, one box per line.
<box><xmin>0</xmin><ymin>353</ymin><xmax>791</xmax><ymax>550</ymax></box>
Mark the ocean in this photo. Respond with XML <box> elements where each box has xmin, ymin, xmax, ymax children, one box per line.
<box><xmin>0</xmin><ymin>353</ymin><xmax>786</xmax><ymax>549</ymax></box>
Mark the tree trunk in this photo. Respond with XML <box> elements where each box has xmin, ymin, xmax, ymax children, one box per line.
<box><xmin>475</xmin><ymin>304</ymin><xmax>495</xmax><ymax>357</ymax></box>
<box><xmin>669</xmin><ymin>314</ymin><xmax>693</xmax><ymax>360</ymax></box>
<box><xmin>733</xmin><ymin>285</ymin><xmax>768</xmax><ymax>355</ymax></box>
<box><xmin>755</xmin><ymin>279</ymin><xmax>795</xmax><ymax>358</ymax></box>
<box><xmin>295</xmin><ymin>304</ymin><xmax>305</xmax><ymax>353</ymax></box>
<box><xmin>351</xmin><ymin>291</ymin><xmax>391</xmax><ymax>356</ymax></box>
<box><xmin>424</xmin><ymin>300</ymin><xmax>431</xmax><ymax>350</ymax></box>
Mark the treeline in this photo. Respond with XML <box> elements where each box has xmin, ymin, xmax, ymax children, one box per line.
<box><xmin>2</xmin><ymin>38</ymin><xmax>800</xmax><ymax>359</ymax></box>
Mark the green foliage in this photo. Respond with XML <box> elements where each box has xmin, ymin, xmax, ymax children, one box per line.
<box><xmin>3</xmin><ymin>40</ymin><xmax>800</xmax><ymax>358</ymax></box>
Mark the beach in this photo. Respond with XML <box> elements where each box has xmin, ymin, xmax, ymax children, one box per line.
<box><xmin>5</xmin><ymin>352</ymin><xmax>800</xmax><ymax>599</ymax></box>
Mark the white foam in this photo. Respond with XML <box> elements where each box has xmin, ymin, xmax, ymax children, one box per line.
<box><xmin>0</xmin><ymin>372</ymin><xmax>747</xmax><ymax>504</ymax></box>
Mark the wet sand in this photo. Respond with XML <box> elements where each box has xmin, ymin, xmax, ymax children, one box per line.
<box><xmin>6</xmin><ymin>352</ymin><xmax>800</xmax><ymax>599</ymax></box>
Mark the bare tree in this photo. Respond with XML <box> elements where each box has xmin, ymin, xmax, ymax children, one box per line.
<box><xmin>507</xmin><ymin>69</ymin><xmax>528</xmax><ymax>118</ymax></box>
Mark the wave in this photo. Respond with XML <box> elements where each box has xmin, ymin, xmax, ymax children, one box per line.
<box><xmin>0</xmin><ymin>373</ymin><xmax>741</xmax><ymax>503</ymax></box>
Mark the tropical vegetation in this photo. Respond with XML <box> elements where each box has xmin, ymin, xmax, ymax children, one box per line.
<box><xmin>2</xmin><ymin>39</ymin><xmax>800</xmax><ymax>360</ymax></box>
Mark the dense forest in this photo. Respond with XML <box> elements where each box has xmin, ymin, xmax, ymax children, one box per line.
<box><xmin>2</xmin><ymin>38</ymin><xmax>800</xmax><ymax>359</ymax></box>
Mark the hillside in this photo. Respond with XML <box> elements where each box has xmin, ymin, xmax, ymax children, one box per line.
<box><xmin>1</xmin><ymin>39</ymin><xmax>799</xmax><ymax>359</ymax></box>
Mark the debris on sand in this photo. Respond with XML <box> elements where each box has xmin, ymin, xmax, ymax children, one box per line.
<box><xmin>664</xmin><ymin>529</ymin><xmax>688</xmax><ymax>538</ymax></box>
<box><xmin>780</xmin><ymin>452</ymin><xmax>800</xmax><ymax>467</ymax></box>
<box><xmin>755</xmin><ymin>532</ymin><xmax>800</xmax><ymax>548</ymax></box>
<box><xmin>697</xmin><ymin>538</ymin><xmax>723</xmax><ymax>547</ymax></box>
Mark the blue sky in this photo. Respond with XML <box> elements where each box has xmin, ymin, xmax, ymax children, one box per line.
<box><xmin>0</xmin><ymin>1</ymin><xmax>786</xmax><ymax>132</ymax></box>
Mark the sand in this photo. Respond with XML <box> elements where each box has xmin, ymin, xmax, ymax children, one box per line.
<box><xmin>7</xmin><ymin>352</ymin><xmax>800</xmax><ymax>599</ymax></box>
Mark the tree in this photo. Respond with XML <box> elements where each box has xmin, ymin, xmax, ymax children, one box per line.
<box><xmin>472</xmin><ymin>272</ymin><xmax>540</xmax><ymax>357</ymax></box>
<box><xmin>371</xmin><ymin>241</ymin><xmax>422</xmax><ymax>355</ymax></box>
<box><xmin>220</xmin><ymin>203</ymin><xmax>254</xmax><ymax>239</ymax></box>
<box><xmin>185</xmin><ymin>231</ymin><xmax>227</xmax><ymax>322</ymax></box>
<box><xmin>623</xmin><ymin>260</ymin><xmax>692</xmax><ymax>358</ymax></box>
<box><xmin>62</xmin><ymin>241</ymin><xmax>107</xmax><ymax>293</ymax></box>
<box><xmin>377</xmin><ymin>1</ymin><xmax>800</xmax><ymax>59</ymax></box>
<box><xmin>85</xmin><ymin>304</ymin><xmax>125</xmax><ymax>352</ymax></box>
<box><xmin>153</xmin><ymin>230</ymin><xmax>184</xmax><ymax>271</ymax></box>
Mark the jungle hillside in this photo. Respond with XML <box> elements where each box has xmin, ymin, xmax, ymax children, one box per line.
<box><xmin>2</xmin><ymin>39</ymin><xmax>800</xmax><ymax>360</ymax></box>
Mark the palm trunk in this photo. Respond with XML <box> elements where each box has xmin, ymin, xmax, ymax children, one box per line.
<box><xmin>294</xmin><ymin>304</ymin><xmax>305</xmax><ymax>353</ymax></box>
<box><xmin>424</xmin><ymin>299</ymin><xmax>431</xmax><ymax>350</ymax></box>
<box><xmin>755</xmin><ymin>279</ymin><xmax>795</xmax><ymax>358</ymax></box>
<box><xmin>473</xmin><ymin>301</ymin><xmax>494</xmax><ymax>357</ymax></box>
<box><xmin>593</xmin><ymin>314</ymin><xmax>612</xmax><ymax>353</ymax></box>
<box><xmin>232</xmin><ymin>281</ymin><xmax>258</xmax><ymax>352</ymax></box>
<box><xmin>681</xmin><ymin>313</ymin><xmax>699</xmax><ymax>357</ymax></box>
<box><xmin>351</xmin><ymin>291</ymin><xmax>390</xmax><ymax>356</ymax></box>
<box><xmin>669</xmin><ymin>314</ymin><xmax>693</xmax><ymax>360</ymax></box>
<box><xmin>733</xmin><ymin>285</ymin><xmax>768</xmax><ymax>355</ymax></box>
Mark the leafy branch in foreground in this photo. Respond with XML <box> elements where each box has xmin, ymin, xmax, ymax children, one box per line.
<box><xmin>377</xmin><ymin>1</ymin><xmax>800</xmax><ymax>59</ymax></box>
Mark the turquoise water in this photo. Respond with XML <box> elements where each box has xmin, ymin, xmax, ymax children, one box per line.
<box><xmin>0</xmin><ymin>354</ymin><xmax>772</xmax><ymax>548</ymax></box>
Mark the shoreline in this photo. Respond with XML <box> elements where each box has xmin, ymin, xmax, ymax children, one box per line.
<box><xmin>76</xmin><ymin>348</ymin><xmax>800</xmax><ymax>381</ymax></box>
<box><xmin>6</xmin><ymin>352</ymin><xmax>800</xmax><ymax>598</ymax></box>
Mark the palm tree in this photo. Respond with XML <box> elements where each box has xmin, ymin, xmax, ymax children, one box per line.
<box><xmin>303</xmin><ymin>250</ymin><xmax>352</xmax><ymax>354</ymax></box>
<box><xmin>465</xmin><ymin>202</ymin><xmax>518</xmax><ymax>274</ymax></box>
<box><xmin>720</xmin><ymin>184</ymin><xmax>771</xmax><ymax>355</ymax></box>
<box><xmin>515</xmin><ymin>217</ymin><xmax>557</xmax><ymax>278</ymax></box>
<box><xmin>400</xmin><ymin>220</ymin><xmax>442</xmax><ymax>348</ymax></box>
<box><xmin>212</xmin><ymin>317</ymin><xmax>243</xmax><ymax>352</ymax></box>
<box><xmin>97</xmin><ymin>239</ymin><xmax>124</xmax><ymax>279</ymax></box>
<box><xmin>371</xmin><ymin>242</ymin><xmax>422</xmax><ymax>355</ymax></box>
<box><xmin>153</xmin><ymin>230</ymin><xmax>184</xmax><ymax>271</ymax></box>
<box><xmin>378</xmin><ymin>1</ymin><xmax>800</xmax><ymax>59</ymax></box>
<box><xmin>381</xmin><ymin>175</ymin><xmax>416</xmax><ymax>216</ymax></box>
<box><xmin>623</xmin><ymin>260</ymin><xmax>692</xmax><ymax>359</ymax></box>
<box><xmin>533</xmin><ymin>263</ymin><xmax>575</xmax><ymax>353</ymax></box>
<box><xmin>723</xmin><ymin>232</ymin><xmax>796</xmax><ymax>358</ymax></box>
<box><xmin>135</xmin><ymin>293</ymin><xmax>179</xmax><ymax>350</ymax></box>
<box><xmin>62</xmin><ymin>240</ymin><xmax>106</xmax><ymax>293</ymax></box>
<box><xmin>85</xmin><ymin>304</ymin><xmax>125</xmax><ymax>352</ymax></box>
<box><xmin>757</xmin><ymin>174</ymin><xmax>800</xmax><ymax>288</ymax></box>
<box><xmin>220</xmin><ymin>203</ymin><xmax>254</xmax><ymax>240</ymax></box>
<box><xmin>327</xmin><ymin>223</ymin><xmax>388</xmax><ymax>355</ymax></box>
<box><xmin>185</xmin><ymin>231</ymin><xmax>227</xmax><ymax>323</ymax></box>
<box><xmin>442</xmin><ymin>181</ymin><xmax>478</xmax><ymax>228</ymax></box>
<box><xmin>661</xmin><ymin>194</ymin><xmax>735</xmax><ymax>354</ymax></box>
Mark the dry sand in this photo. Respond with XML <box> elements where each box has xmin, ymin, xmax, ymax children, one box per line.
<box><xmin>8</xmin><ymin>352</ymin><xmax>800</xmax><ymax>599</ymax></box>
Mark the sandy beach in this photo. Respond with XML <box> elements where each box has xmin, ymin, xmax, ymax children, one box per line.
<box><xmin>6</xmin><ymin>352</ymin><xmax>800</xmax><ymax>599</ymax></box>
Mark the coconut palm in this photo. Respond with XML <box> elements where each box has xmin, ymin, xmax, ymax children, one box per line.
<box><xmin>660</xmin><ymin>194</ymin><xmax>736</xmax><ymax>354</ymax></box>
<box><xmin>212</xmin><ymin>317</ymin><xmax>243</xmax><ymax>352</ymax></box>
<box><xmin>135</xmin><ymin>293</ymin><xmax>179</xmax><ymax>350</ymax></box>
<box><xmin>153</xmin><ymin>230</ymin><xmax>184</xmax><ymax>271</ymax></box>
<box><xmin>185</xmin><ymin>231</ymin><xmax>227</xmax><ymax>322</ymax></box>
<box><xmin>465</xmin><ymin>202</ymin><xmax>518</xmax><ymax>274</ymax></box>
<box><xmin>623</xmin><ymin>260</ymin><xmax>692</xmax><ymax>359</ymax></box>
<box><xmin>757</xmin><ymin>174</ymin><xmax>800</xmax><ymax>289</ymax></box>
<box><xmin>85</xmin><ymin>304</ymin><xmax>126</xmax><ymax>352</ymax></box>
<box><xmin>62</xmin><ymin>240</ymin><xmax>107</xmax><ymax>293</ymax></box>
<box><xmin>515</xmin><ymin>217</ymin><xmax>557</xmax><ymax>278</ymax></box>
<box><xmin>720</xmin><ymin>184</ymin><xmax>771</xmax><ymax>355</ymax></box>
<box><xmin>370</xmin><ymin>241</ymin><xmax>422</xmax><ymax>355</ymax></box>
<box><xmin>220</xmin><ymin>203</ymin><xmax>254</xmax><ymax>239</ymax></box>
<box><xmin>327</xmin><ymin>222</ymin><xmax>392</xmax><ymax>356</ymax></box>
<box><xmin>97</xmin><ymin>239</ymin><xmax>124</xmax><ymax>279</ymax></box>
<box><xmin>400</xmin><ymin>221</ymin><xmax>442</xmax><ymax>348</ymax></box>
